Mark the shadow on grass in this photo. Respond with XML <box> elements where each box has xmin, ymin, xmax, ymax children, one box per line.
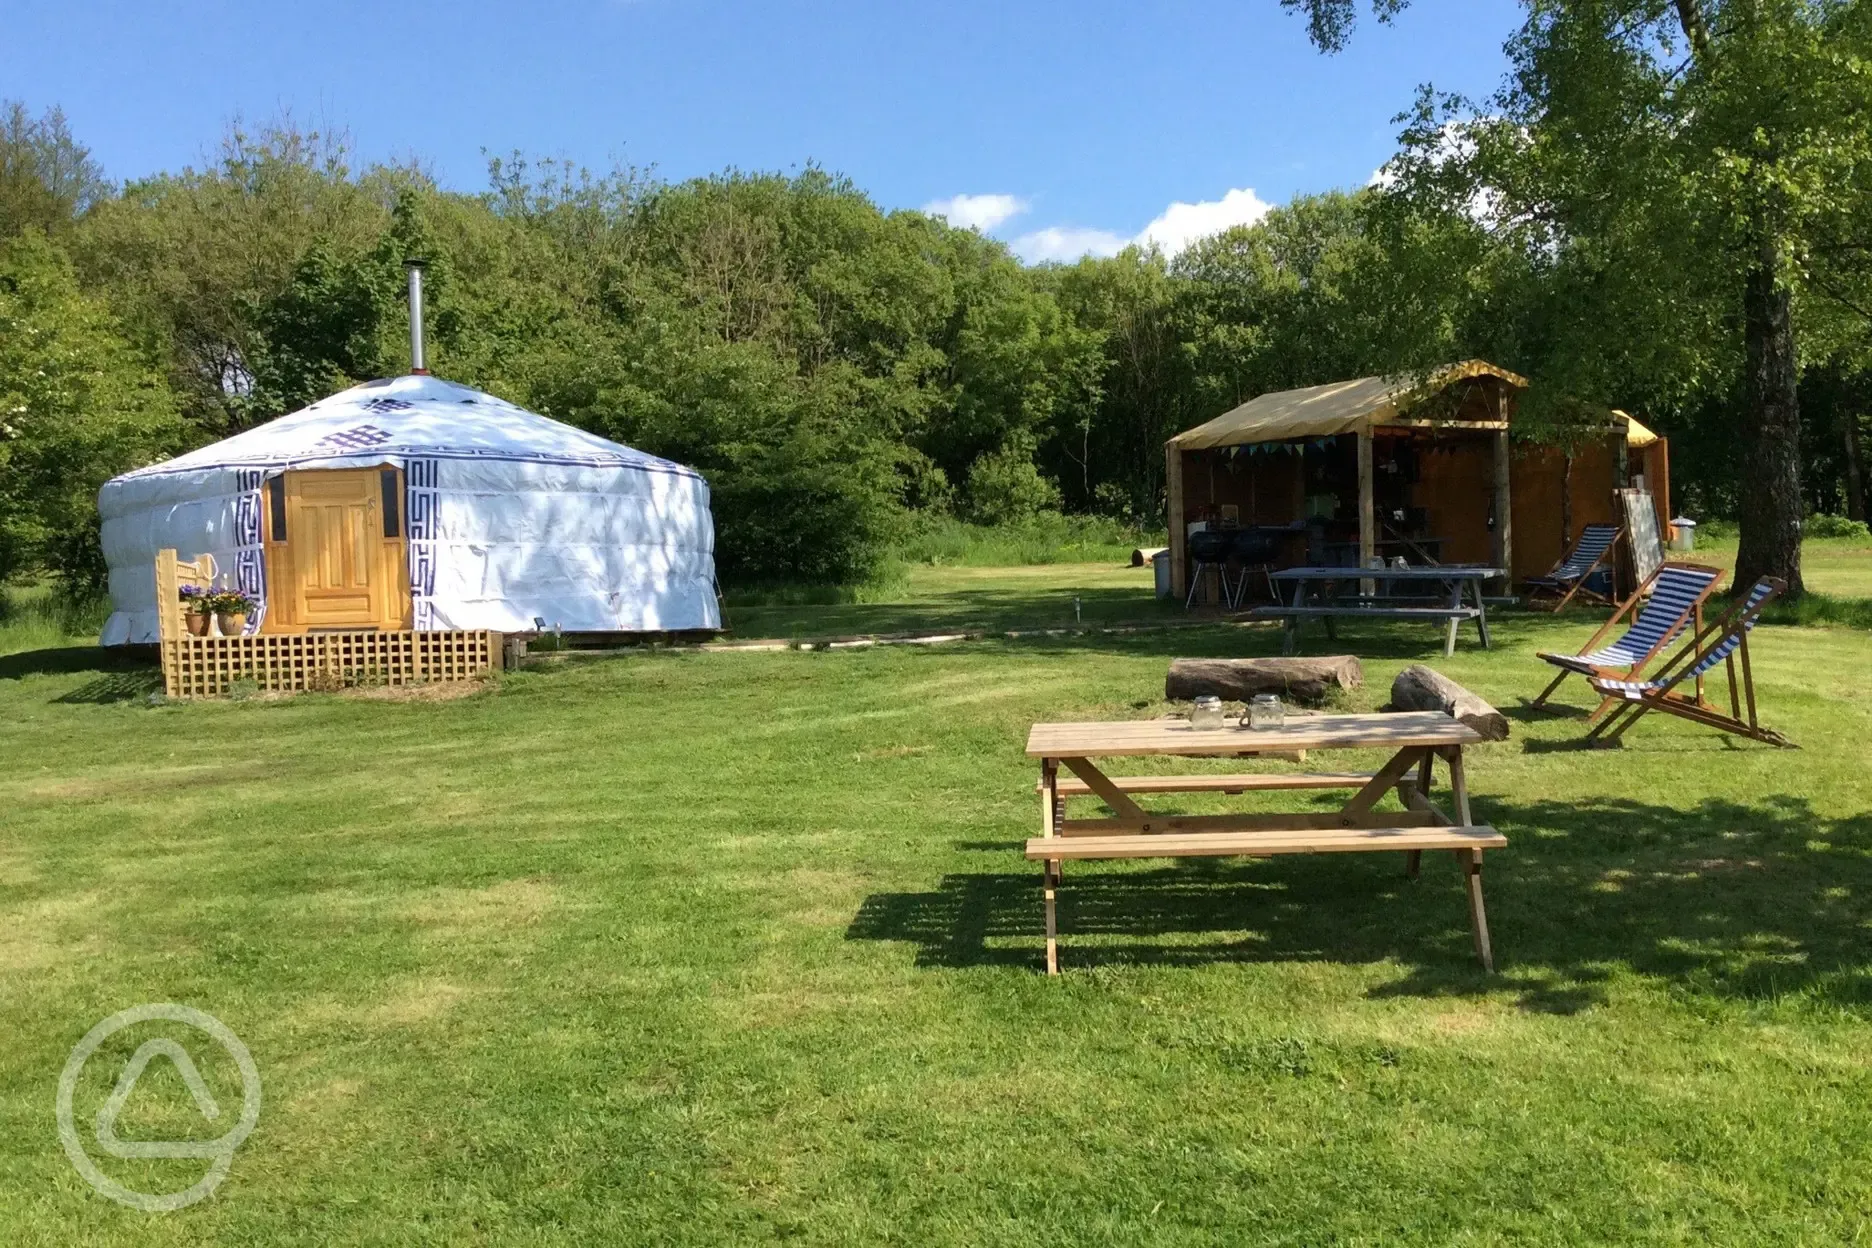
<box><xmin>54</xmin><ymin>669</ymin><xmax>164</xmax><ymax>704</ymax></box>
<box><xmin>849</xmin><ymin>793</ymin><xmax>1872</xmax><ymax>1014</ymax></box>
<box><xmin>0</xmin><ymin>645</ymin><xmax>154</xmax><ymax>681</ymax></box>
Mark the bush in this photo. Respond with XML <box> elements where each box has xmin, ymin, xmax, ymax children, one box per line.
<box><xmin>896</xmin><ymin>513</ymin><xmax>1162</xmax><ymax>566</ymax></box>
<box><xmin>1804</xmin><ymin>514</ymin><xmax>1871</xmax><ymax>540</ymax></box>
<box><xmin>965</xmin><ymin>435</ymin><xmax>1061</xmax><ymax>525</ymax></box>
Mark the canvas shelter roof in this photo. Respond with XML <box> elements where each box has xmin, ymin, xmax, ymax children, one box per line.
<box><xmin>1167</xmin><ymin>360</ymin><xmax>1664</xmax><ymax>453</ymax></box>
<box><xmin>1615</xmin><ymin>410</ymin><xmax>1662</xmax><ymax>447</ymax></box>
<box><xmin>1168</xmin><ymin>361</ymin><xmax>1528</xmax><ymax>451</ymax></box>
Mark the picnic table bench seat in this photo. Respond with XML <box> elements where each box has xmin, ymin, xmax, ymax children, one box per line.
<box><xmin>1042</xmin><ymin>771</ymin><xmax>1375</xmax><ymax>797</ymax></box>
<box><xmin>1251</xmin><ymin>605</ymin><xmax>1482</xmax><ymax>620</ymax></box>
<box><xmin>1025</xmin><ymin>824</ymin><xmax>1504</xmax><ymax>861</ymax></box>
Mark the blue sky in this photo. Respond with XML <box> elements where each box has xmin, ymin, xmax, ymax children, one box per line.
<box><xmin>2</xmin><ymin>0</ymin><xmax>1524</xmax><ymax>261</ymax></box>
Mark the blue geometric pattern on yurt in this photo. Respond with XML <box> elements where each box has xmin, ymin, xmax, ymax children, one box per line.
<box><xmin>234</xmin><ymin>469</ymin><xmax>268</xmax><ymax>633</ymax></box>
<box><xmin>313</xmin><ymin>423</ymin><xmax>392</xmax><ymax>451</ymax></box>
<box><xmin>406</xmin><ymin>458</ymin><xmax>441</xmax><ymax>630</ymax></box>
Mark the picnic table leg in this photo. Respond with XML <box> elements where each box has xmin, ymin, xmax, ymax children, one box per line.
<box><xmin>1403</xmin><ymin>749</ymin><xmax>1434</xmax><ymax>877</ymax></box>
<box><xmin>1041</xmin><ymin>758</ymin><xmax>1061</xmax><ymax>974</ymax></box>
<box><xmin>1443</xmin><ymin>615</ymin><xmax>1459</xmax><ymax>658</ymax></box>
<box><xmin>1448</xmin><ymin>745</ymin><xmax>1473</xmax><ymax>826</ymax></box>
<box><xmin>1471</xmin><ymin>577</ymin><xmax>1492</xmax><ymax>649</ymax></box>
<box><xmin>1462</xmin><ymin>849</ymin><xmax>1495</xmax><ymax>971</ymax></box>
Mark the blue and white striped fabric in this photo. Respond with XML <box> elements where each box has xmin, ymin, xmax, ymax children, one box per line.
<box><xmin>1541</xmin><ymin>564</ymin><xmax>1720</xmax><ymax>675</ymax></box>
<box><xmin>1595</xmin><ymin>580</ymin><xmax>1778</xmax><ymax>699</ymax></box>
<box><xmin>1528</xmin><ymin>524</ymin><xmax>1620</xmax><ymax>587</ymax></box>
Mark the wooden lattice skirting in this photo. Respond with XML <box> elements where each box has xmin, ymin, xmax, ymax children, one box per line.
<box><xmin>160</xmin><ymin>630</ymin><xmax>503</xmax><ymax>698</ymax></box>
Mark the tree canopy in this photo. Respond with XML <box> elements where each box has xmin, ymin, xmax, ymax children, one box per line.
<box><xmin>2</xmin><ymin>20</ymin><xmax>1869</xmax><ymax>597</ymax></box>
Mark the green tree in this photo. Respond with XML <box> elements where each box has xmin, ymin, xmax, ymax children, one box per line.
<box><xmin>1326</xmin><ymin>1</ymin><xmax>1872</xmax><ymax>597</ymax></box>
<box><xmin>0</xmin><ymin>101</ymin><xmax>111</xmax><ymax>240</ymax></box>
<box><xmin>0</xmin><ymin>231</ymin><xmax>181</xmax><ymax>590</ymax></box>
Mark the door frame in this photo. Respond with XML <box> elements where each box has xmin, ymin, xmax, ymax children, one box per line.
<box><xmin>261</xmin><ymin>465</ymin><xmax>413</xmax><ymax>633</ymax></box>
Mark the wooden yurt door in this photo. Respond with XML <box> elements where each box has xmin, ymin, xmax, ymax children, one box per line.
<box><xmin>264</xmin><ymin>468</ymin><xmax>411</xmax><ymax>631</ymax></box>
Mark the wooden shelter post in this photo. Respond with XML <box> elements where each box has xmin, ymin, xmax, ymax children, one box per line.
<box><xmin>1357</xmin><ymin>430</ymin><xmax>1376</xmax><ymax>595</ymax></box>
<box><xmin>1165</xmin><ymin>441</ymin><xmax>1186</xmax><ymax>599</ymax></box>
<box><xmin>1492</xmin><ymin>428</ymin><xmax>1512</xmax><ymax>576</ymax></box>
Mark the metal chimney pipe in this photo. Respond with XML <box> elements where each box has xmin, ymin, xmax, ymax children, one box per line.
<box><xmin>405</xmin><ymin>260</ymin><xmax>428</xmax><ymax>375</ymax></box>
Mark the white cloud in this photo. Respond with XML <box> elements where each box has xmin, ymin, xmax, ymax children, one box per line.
<box><xmin>922</xmin><ymin>192</ymin><xmax>1030</xmax><ymax>232</ymax></box>
<box><xmin>1135</xmin><ymin>188</ymin><xmax>1274</xmax><ymax>256</ymax></box>
<box><xmin>1006</xmin><ymin>186</ymin><xmax>1277</xmax><ymax>265</ymax></box>
<box><xmin>1010</xmin><ymin>225</ymin><xmax>1131</xmax><ymax>264</ymax></box>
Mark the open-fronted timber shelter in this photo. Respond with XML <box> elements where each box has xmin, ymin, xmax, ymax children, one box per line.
<box><xmin>1164</xmin><ymin>361</ymin><xmax>1670</xmax><ymax>600</ymax></box>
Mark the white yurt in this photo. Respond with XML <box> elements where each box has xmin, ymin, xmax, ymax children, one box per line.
<box><xmin>98</xmin><ymin>373</ymin><xmax>719</xmax><ymax>645</ymax></box>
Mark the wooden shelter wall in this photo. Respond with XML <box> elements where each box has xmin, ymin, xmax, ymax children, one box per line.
<box><xmin>1510</xmin><ymin>441</ymin><xmax>1620</xmax><ymax>582</ymax></box>
<box><xmin>1408</xmin><ymin>433</ymin><xmax>1497</xmax><ymax>565</ymax></box>
<box><xmin>1177</xmin><ymin>449</ymin><xmax>1305</xmax><ymax>527</ymax></box>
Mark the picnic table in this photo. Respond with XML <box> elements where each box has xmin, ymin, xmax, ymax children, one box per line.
<box><xmin>1255</xmin><ymin>565</ymin><xmax>1506</xmax><ymax>657</ymax></box>
<box><xmin>1025</xmin><ymin>711</ymin><xmax>1504</xmax><ymax>974</ymax></box>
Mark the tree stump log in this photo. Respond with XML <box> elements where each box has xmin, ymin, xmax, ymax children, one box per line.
<box><xmin>1388</xmin><ymin>664</ymin><xmax>1509</xmax><ymax>741</ymax></box>
<box><xmin>1165</xmin><ymin>656</ymin><xmax>1363</xmax><ymax>707</ymax></box>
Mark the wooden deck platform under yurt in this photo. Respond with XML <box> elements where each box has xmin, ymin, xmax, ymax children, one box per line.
<box><xmin>156</xmin><ymin>549</ymin><xmax>502</xmax><ymax>698</ymax></box>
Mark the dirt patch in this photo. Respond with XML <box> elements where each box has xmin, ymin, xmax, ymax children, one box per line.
<box><xmin>342</xmin><ymin>679</ymin><xmax>493</xmax><ymax>704</ymax></box>
<box><xmin>402</xmin><ymin>877</ymin><xmax>556</xmax><ymax>934</ymax></box>
<box><xmin>854</xmin><ymin>744</ymin><xmax>931</xmax><ymax>761</ymax></box>
<box><xmin>365</xmin><ymin>979</ymin><xmax>474</xmax><ymax>1026</ymax></box>
<box><xmin>0</xmin><ymin>891</ymin><xmax>106</xmax><ymax>970</ymax></box>
<box><xmin>21</xmin><ymin>759</ymin><xmax>276</xmax><ymax>802</ymax></box>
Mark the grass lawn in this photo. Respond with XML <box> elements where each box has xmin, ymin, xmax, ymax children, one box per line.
<box><xmin>4</xmin><ymin>555</ymin><xmax>1872</xmax><ymax>1244</ymax></box>
<box><xmin>722</xmin><ymin>560</ymin><xmax>1175</xmax><ymax>639</ymax></box>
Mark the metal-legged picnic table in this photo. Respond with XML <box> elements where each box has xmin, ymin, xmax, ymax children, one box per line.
<box><xmin>1026</xmin><ymin>712</ymin><xmax>1504</xmax><ymax>974</ymax></box>
<box><xmin>1256</xmin><ymin>565</ymin><xmax>1506</xmax><ymax>656</ymax></box>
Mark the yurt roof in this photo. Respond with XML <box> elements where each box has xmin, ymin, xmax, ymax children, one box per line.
<box><xmin>114</xmin><ymin>374</ymin><xmax>699</xmax><ymax>482</ymax></box>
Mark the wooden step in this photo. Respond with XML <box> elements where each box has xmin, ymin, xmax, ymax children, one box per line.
<box><xmin>1039</xmin><ymin>771</ymin><xmax>1375</xmax><ymax>797</ymax></box>
<box><xmin>1025</xmin><ymin>825</ymin><xmax>1504</xmax><ymax>861</ymax></box>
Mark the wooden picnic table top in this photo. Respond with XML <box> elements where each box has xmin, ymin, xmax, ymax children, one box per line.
<box><xmin>1269</xmin><ymin>565</ymin><xmax>1506</xmax><ymax>582</ymax></box>
<box><xmin>1026</xmin><ymin>711</ymin><xmax>1482</xmax><ymax>759</ymax></box>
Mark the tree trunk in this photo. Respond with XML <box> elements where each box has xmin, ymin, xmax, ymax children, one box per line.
<box><xmin>1560</xmin><ymin>451</ymin><xmax>1573</xmax><ymax>549</ymax></box>
<box><xmin>1844</xmin><ymin>410</ymin><xmax>1866</xmax><ymax>523</ymax></box>
<box><xmin>1735</xmin><ymin>237</ymin><xmax>1805</xmax><ymax>597</ymax></box>
<box><xmin>1386</xmin><ymin>664</ymin><xmax>1509</xmax><ymax>742</ymax></box>
<box><xmin>1165</xmin><ymin>656</ymin><xmax>1363</xmax><ymax>706</ymax></box>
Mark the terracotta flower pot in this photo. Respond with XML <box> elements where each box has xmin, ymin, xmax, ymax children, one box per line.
<box><xmin>186</xmin><ymin>613</ymin><xmax>211</xmax><ymax>637</ymax></box>
<box><xmin>217</xmin><ymin>612</ymin><xmax>248</xmax><ymax>635</ymax></box>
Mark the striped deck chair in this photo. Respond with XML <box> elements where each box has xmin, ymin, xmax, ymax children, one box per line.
<box><xmin>1525</xmin><ymin>523</ymin><xmax>1621</xmax><ymax>611</ymax></box>
<box><xmin>1530</xmin><ymin>560</ymin><xmax>1724</xmax><ymax>719</ymax></box>
<box><xmin>1585</xmin><ymin>578</ymin><xmax>1792</xmax><ymax>748</ymax></box>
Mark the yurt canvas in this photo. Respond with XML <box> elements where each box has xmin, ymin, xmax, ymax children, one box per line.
<box><xmin>98</xmin><ymin>374</ymin><xmax>719</xmax><ymax>645</ymax></box>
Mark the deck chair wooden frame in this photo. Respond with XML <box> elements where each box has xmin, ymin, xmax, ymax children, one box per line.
<box><xmin>1530</xmin><ymin>559</ymin><xmax>1725</xmax><ymax>721</ymax></box>
<box><xmin>1585</xmin><ymin>577</ymin><xmax>1792</xmax><ymax>748</ymax></box>
<box><xmin>1525</xmin><ymin>523</ymin><xmax>1622</xmax><ymax>612</ymax></box>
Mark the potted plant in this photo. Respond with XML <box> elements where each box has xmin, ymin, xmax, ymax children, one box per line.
<box><xmin>212</xmin><ymin>589</ymin><xmax>256</xmax><ymax>636</ymax></box>
<box><xmin>179</xmin><ymin>584</ymin><xmax>213</xmax><ymax>636</ymax></box>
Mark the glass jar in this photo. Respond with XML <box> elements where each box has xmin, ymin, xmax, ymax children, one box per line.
<box><xmin>1247</xmin><ymin>694</ymin><xmax>1285</xmax><ymax>730</ymax></box>
<box><xmin>1190</xmin><ymin>695</ymin><xmax>1225</xmax><ymax>730</ymax></box>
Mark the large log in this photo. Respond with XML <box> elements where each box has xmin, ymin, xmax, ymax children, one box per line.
<box><xmin>1388</xmin><ymin>664</ymin><xmax>1509</xmax><ymax>741</ymax></box>
<box><xmin>1165</xmin><ymin>656</ymin><xmax>1363</xmax><ymax>707</ymax></box>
